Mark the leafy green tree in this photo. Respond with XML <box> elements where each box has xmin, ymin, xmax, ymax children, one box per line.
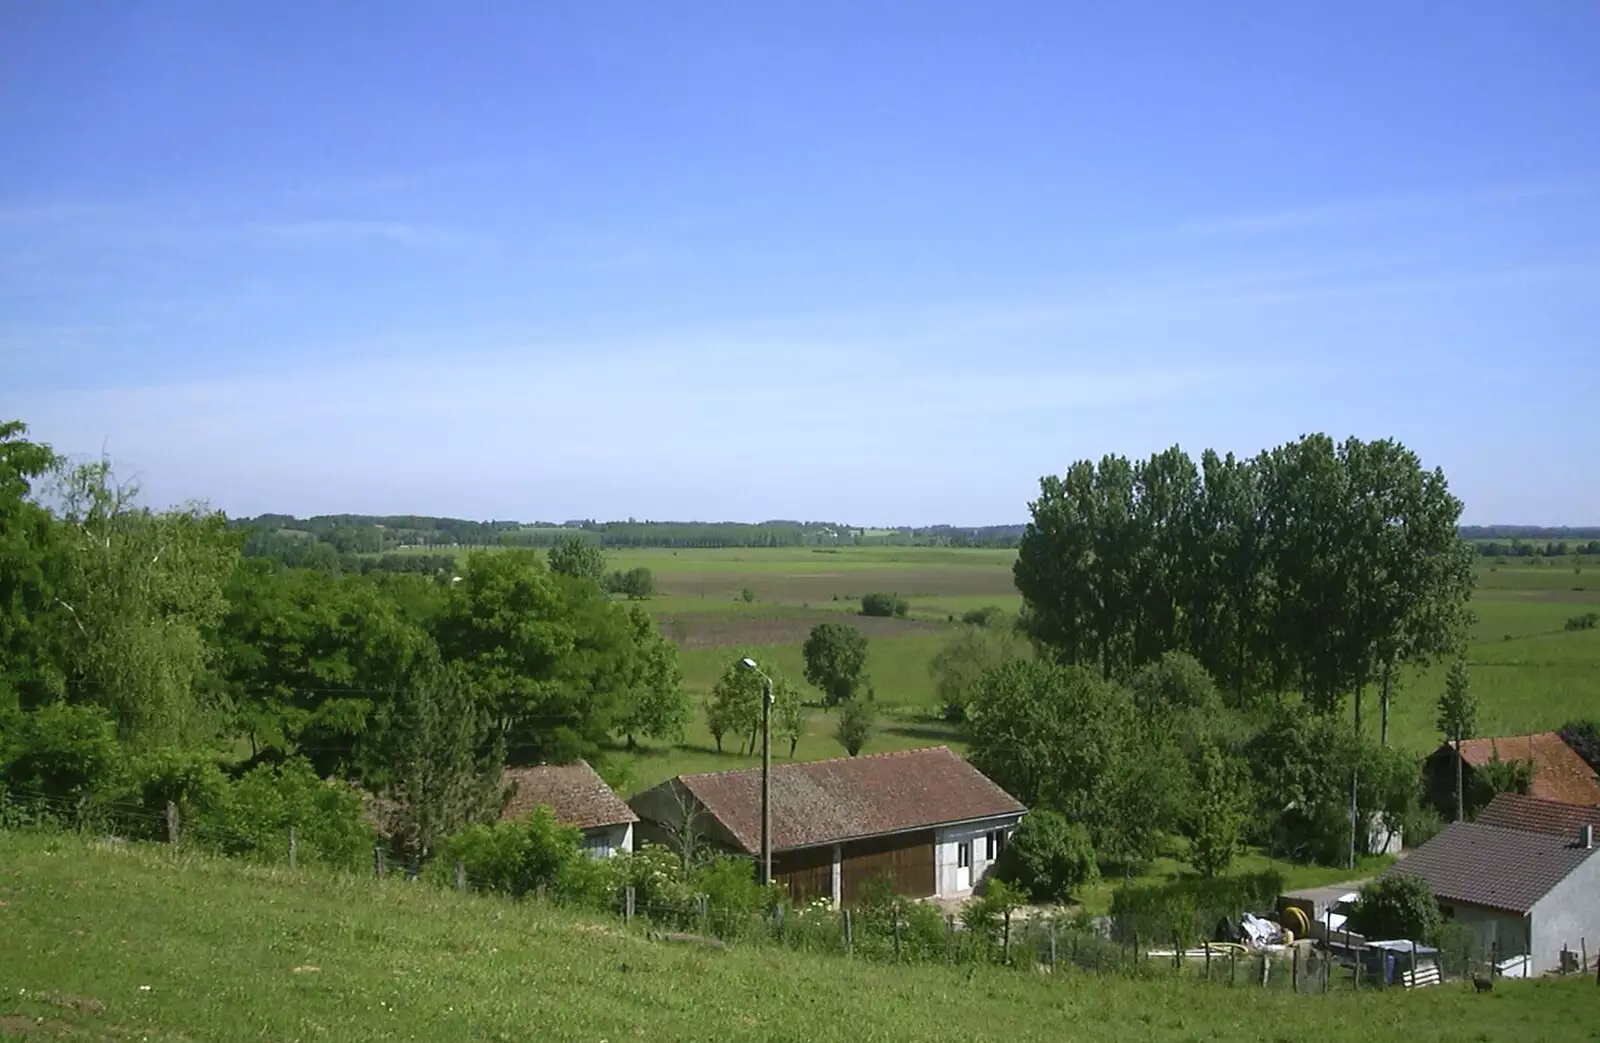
<box><xmin>802</xmin><ymin>621</ymin><xmax>868</xmax><ymax>707</ymax></box>
<box><xmin>705</xmin><ymin>655</ymin><xmax>762</xmax><ymax>755</ymax></box>
<box><xmin>546</xmin><ymin>536</ymin><xmax>606</xmax><ymax>584</ymax></box>
<box><xmin>772</xmin><ymin>675</ymin><xmax>807</xmax><ymax>758</ymax></box>
<box><xmin>190</xmin><ymin>757</ymin><xmax>371</xmax><ymax>871</ymax></box>
<box><xmin>215</xmin><ymin>562</ymin><xmax>437</xmax><ymax>774</ymax></box>
<box><xmin>605</xmin><ymin>566</ymin><xmax>656</xmax><ymax>600</ymax></box>
<box><xmin>1185</xmin><ymin>743</ymin><xmax>1253</xmax><ymax>877</ymax></box>
<box><xmin>607</xmin><ymin>605</ymin><xmax>688</xmax><ymax>750</ymax></box>
<box><xmin>928</xmin><ymin>622</ymin><xmax>1028</xmax><ymax>722</ymax></box>
<box><xmin>51</xmin><ymin>460</ymin><xmax>239</xmax><ymax>747</ymax></box>
<box><xmin>834</xmin><ymin>694</ymin><xmax>875</xmax><ymax>756</ymax></box>
<box><xmin>1435</xmin><ymin>660</ymin><xmax>1476</xmax><ymax>822</ymax></box>
<box><xmin>966</xmin><ymin>659</ymin><xmax>1177</xmax><ymax>867</ymax></box>
<box><xmin>997</xmin><ymin>810</ymin><xmax>1098</xmax><ymax>902</ymax></box>
<box><xmin>0</xmin><ymin>421</ymin><xmax>65</xmax><ymax>712</ymax></box>
<box><xmin>1348</xmin><ymin>874</ymin><xmax>1443</xmax><ymax>943</ymax></box>
<box><xmin>1470</xmin><ymin>750</ymin><xmax>1533</xmax><ymax>817</ymax></box>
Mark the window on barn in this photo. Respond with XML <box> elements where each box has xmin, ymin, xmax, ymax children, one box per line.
<box><xmin>957</xmin><ymin>841</ymin><xmax>971</xmax><ymax>869</ymax></box>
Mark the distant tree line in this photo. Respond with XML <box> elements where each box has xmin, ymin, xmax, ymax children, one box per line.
<box><xmin>1472</xmin><ymin>539</ymin><xmax>1600</xmax><ymax>558</ymax></box>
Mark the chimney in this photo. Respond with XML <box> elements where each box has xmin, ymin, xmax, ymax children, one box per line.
<box><xmin>1581</xmin><ymin>824</ymin><xmax>1595</xmax><ymax>850</ymax></box>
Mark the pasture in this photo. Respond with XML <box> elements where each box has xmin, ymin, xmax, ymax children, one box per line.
<box><xmin>2</xmin><ymin>833</ymin><xmax>1591</xmax><ymax>1043</ymax></box>
<box><xmin>589</xmin><ymin>545</ymin><xmax>1600</xmax><ymax>793</ymax></box>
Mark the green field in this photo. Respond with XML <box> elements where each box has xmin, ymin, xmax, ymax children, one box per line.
<box><xmin>588</xmin><ymin>547</ymin><xmax>1600</xmax><ymax>792</ymax></box>
<box><xmin>3</xmin><ymin>833</ymin><xmax>1592</xmax><ymax>1043</ymax></box>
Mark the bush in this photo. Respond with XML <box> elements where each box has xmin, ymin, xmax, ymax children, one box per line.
<box><xmin>960</xmin><ymin>606</ymin><xmax>1006</xmax><ymax>628</ymax></box>
<box><xmin>191</xmin><ymin>757</ymin><xmax>371</xmax><ymax>871</ymax></box>
<box><xmin>1348</xmin><ymin>874</ymin><xmax>1442</xmax><ymax>942</ymax></box>
<box><xmin>1565</xmin><ymin>611</ymin><xmax>1600</xmax><ymax>631</ymax></box>
<box><xmin>605</xmin><ymin>567</ymin><xmax>656</xmax><ymax>600</ymax></box>
<box><xmin>740</xmin><ymin>587</ymin><xmax>755</xmax><ymax>603</ymax></box>
<box><xmin>435</xmin><ymin>805</ymin><xmax>614</xmax><ymax>907</ymax></box>
<box><xmin>1109</xmin><ymin>871</ymin><xmax>1284</xmax><ymax>948</ymax></box>
<box><xmin>119</xmin><ymin>746</ymin><xmax>232</xmax><ymax>841</ymax></box>
<box><xmin>0</xmin><ymin>703</ymin><xmax>121</xmax><ymax>809</ymax></box>
<box><xmin>1559</xmin><ymin>720</ymin><xmax>1600</xmax><ymax>775</ymax></box>
<box><xmin>961</xmin><ymin>878</ymin><xmax>1024</xmax><ymax>951</ymax></box>
<box><xmin>1468</xmin><ymin>751</ymin><xmax>1533</xmax><ymax>817</ymax></box>
<box><xmin>860</xmin><ymin>592</ymin><xmax>908</xmax><ymax>618</ymax></box>
<box><xmin>997</xmin><ymin>810</ymin><xmax>1097</xmax><ymax>903</ymax></box>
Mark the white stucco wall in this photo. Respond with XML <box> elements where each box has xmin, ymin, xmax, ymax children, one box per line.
<box><xmin>1440</xmin><ymin>902</ymin><xmax>1530</xmax><ymax>964</ymax></box>
<box><xmin>580</xmin><ymin>822</ymin><xmax>633</xmax><ymax>858</ymax></box>
<box><xmin>934</xmin><ymin>815</ymin><xmax>1023</xmax><ymax>898</ymax></box>
<box><xmin>1530</xmin><ymin>847</ymin><xmax>1600</xmax><ymax>975</ymax></box>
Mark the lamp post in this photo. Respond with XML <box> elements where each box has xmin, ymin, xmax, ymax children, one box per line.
<box><xmin>739</xmin><ymin>657</ymin><xmax>774</xmax><ymax>887</ymax></box>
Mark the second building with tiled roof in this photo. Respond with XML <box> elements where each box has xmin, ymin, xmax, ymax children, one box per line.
<box><xmin>628</xmin><ymin>746</ymin><xmax>1027</xmax><ymax>905</ymax></box>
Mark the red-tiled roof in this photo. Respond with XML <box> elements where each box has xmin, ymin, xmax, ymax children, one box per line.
<box><xmin>1388</xmin><ymin>821</ymin><xmax>1599</xmax><ymax>914</ymax></box>
<box><xmin>1453</xmin><ymin>732</ymin><xmax>1600</xmax><ymax>806</ymax></box>
<box><xmin>500</xmin><ymin>761</ymin><xmax>638</xmax><ymax>830</ymax></box>
<box><xmin>1476</xmin><ymin>792</ymin><xmax>1600</xmax><ymax>838</ymax></box>
<box><xmin>665</xmin><ymin>746</ymin><xmax>1025</xmax><ymax>854</ymax></box>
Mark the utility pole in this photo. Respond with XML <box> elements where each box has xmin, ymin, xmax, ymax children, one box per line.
<box><xmin>761</xmin><ymin>673</ymin><xmax>774</xmax><ymax>886</ymax></box>
<box><xmin>741</xmin><ymin>657</ymin><xmax>776</xmax><ymax>887</ymax></box>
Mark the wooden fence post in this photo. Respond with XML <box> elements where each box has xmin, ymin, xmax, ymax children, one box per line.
<box><xmin>1229</xmin><ymin>949</ymin><xmax>1237</xmax><ymax>986</ymax></box>
<box><xmin>288</xmin><ymin>826</ymin><xmax>296</xmax><ymax>870</ymax></box>
<box><xmin>1204</xmin><ymin>943</ymin><xmax>1211</xmax><ymax>982</ymax></box>
<box><xmin>1292</xmin><ymin>945</ymin><xmax>1300</xmax><ymax>992</ymax></box>
<box><xmin>165</xmin><ymin>802</ymin><xmax>180</xmax><ymax>846</ymax></box>
<box><xmin>624</xmin><ymin>885</ymin><xmax>635</xmax><ymax>924</ymax></box>
<box><xmin>374</xmin><ymin>846</ymin><xmax>386</xmax><ymax>878</ymax></box>
<box><xmin>454</xmin><ymin>861</ymin><xmax>465</xmax><ymax>891</ymax></box>
<box><xmin>844</xmin><ymin>910</ymin><xmax>853</xmax><ymax>955</ymax></box>
<box><xmin>947</xmin><ymin>915</ymin><xmax>955</xmax><ymax>959</ymax></box>
<box><xmin>1562</xmin><ymin>943</ymin><xmax>1570</xmax><ymax>975</ymax></box>
<box><xmin>893</xmin><ymin>908</ymin><xmax>901</xmax><ymax>960</ymax></box>
<box><xmin>1048</xmin><ymin>923</ymin><xmax>1057</xmax><ymax>969</ymax></box>
<box><xmin>1260</xmin><ymin>952</ymin><xmax>1270</xmax><ymax>988</ymax></box>
<box><xmin>1172</xmin><ymin>933</ymin><xmax>1181</xmax><ymax>973</ymax></box>
<box><xmin>1002</xmin><ymin>910</ymin><xmax>1012</xmax><ymax>964</ymax></box>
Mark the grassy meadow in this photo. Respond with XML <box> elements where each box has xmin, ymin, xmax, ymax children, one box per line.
<box><xmin>575</xmin><ymin>545</ymin><xmax>1600</xmax><ymax>794</ymax></box>
<box><xmin>3</xmin><ymin>833</ymin><xmax>1594</xmax><ymax>1043</ymax></box>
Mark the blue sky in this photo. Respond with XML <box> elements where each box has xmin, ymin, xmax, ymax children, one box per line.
<box><xmin>2</xmin><ymin>3</ymin><xmax>1597</xmax><ymax>525</ymax></box>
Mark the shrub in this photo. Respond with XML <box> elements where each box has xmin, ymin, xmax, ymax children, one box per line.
<box><xmin>119</xmin><ymin>746</ymin><xmax>232</xmax><ymax>841</ymax></box>
<box><xmin>997</xmin><ymin>810</ymin><xmax>1097</xmax><ymax>903</ymax></box>
<box><xmin>1559</xmin><ymin>720</ymin><xmax>1600</xmax><ymax>775</ymax></box>
<box><xmin>1565</xmin><ymin>612</ymin><xmax>1600</xmax><ymax>631</ymax></box>
<box><xmin>605</xmin><ymin>567</ymin><xmax>655</xmax><ymax>600</ymax></box>
<box><xmin>740</xmin><ymin>587</ymin><xmax>755</xmax><ymax>603</ymax></box>
<box><xmin>435</xmin><ymin>805</ymin><xmax>615</xmax><ymax>906</ymax></box>
<box><xmin>0</xmin><ymin>703</ymin><xmax>121</xmax><ymax>809</ymax></box>
<box><xmin>961</xmin><ymin>878</ymin><xmax>1024</xmax><ymax>952</ymax></box>
<box><xmin>1109</xmin><ymin>871</ymin><xmax>1284</xmax><ymax>948</ymax></box>
<box><xmin>191</xmin><ymin>757</ymin><xmax>371</xmax><ymax>871</ymax></box>
<box><xmin>1348</xmin><ymin>874</ymin><xmax>1442</xmax><ymax>942</ymax></box>
<box><xmin>860</xmin><ymin>592</ymin><xmax>908</xmax><ymax>618</ymax></box>
<box><xmin>1468</xmin><ymin>750</ymin><xmax>1534</xmax><ymax>816</ymax></box>
<box><xmin>960</xmin><ymin>606</ymin><xmax>1005</xmax><ymax>628</ymax></box>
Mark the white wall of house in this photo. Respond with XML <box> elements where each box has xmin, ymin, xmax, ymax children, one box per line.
<box><xmin>579</xmin><ymin>822</ymin><xmax>633</xmax><ymax>858</ymax></box>
<box><xmin>1530</xmin><ymin>847</ymin><xmax>1600</xmax><ymax>974</ymax></box>
<box><xmin>934</xmin><ymin>814</ymin><xmax>1023</xmax><ymax>898</ymax></box>
<box><xmin>1440</xmin><ymin>901</ymin><xmax>1530</xmax><ymax>964</ymax></box>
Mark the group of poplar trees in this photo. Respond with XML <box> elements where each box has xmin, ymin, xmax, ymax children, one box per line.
<box><xmin>1014</xmin><ymin>435</ymin><xmax>1475</xmax><ymax>743</ymax></box>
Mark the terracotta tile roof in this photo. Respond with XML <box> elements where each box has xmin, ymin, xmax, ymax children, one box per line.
<box><xmin>1477</xmin><ymin>792</ymin><xmax>1600</xmax><ymax>838</ymax></box>
<box><xmin>500</xmin><ymin>761</ymin><xmax>638</xmax><ymax>830</ymax></box>
<box><xmin>665</xmin><ymin>746</ymin><xmax>1025</xmax><ymax>854</ymax></box>
<box><xmin>1453</xmin><ymin>732</ymin><xmax>1600</xmax><ymax>806</ymax></box>
<box><xmin>1387</xmin><ymin>822</ymin><xmax>1599</xmax><ymax>914</ymax></box>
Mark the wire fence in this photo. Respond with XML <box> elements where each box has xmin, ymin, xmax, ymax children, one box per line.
<box><xmin>6</xmin><ymin>796</ymin><xmax>1598</xmax><ymax>993</ymax></box>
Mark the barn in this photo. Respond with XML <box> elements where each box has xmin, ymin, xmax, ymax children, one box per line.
<box><xmin>628</xmin><ymin>746</ymin><xmax>1026</xmax><ymax>905</ymax></box>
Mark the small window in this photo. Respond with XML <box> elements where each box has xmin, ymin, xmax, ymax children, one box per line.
<box><xmin>985</xmin><ymin>833</ymin><xmax>996</xmax><ymax>861</ymax></box>
<box><xmin>957</xmin><ymin>841</ymin><xmax>971</xmax><ymax>869</ymax></box>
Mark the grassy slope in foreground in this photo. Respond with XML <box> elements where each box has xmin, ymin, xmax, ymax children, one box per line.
<box><xmin>3</xmin><ymin>837</ymin><xmax>1594</xmax><ymax>1043</ymax></box>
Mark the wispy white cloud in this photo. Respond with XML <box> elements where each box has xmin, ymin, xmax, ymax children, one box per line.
<box><xmin>241</xmin><ymin>219</ymin><xmax>472</xmax><ymax>249</ymax></box>
<box><xmin>1162</xmin><ymin>181</ymin><xmax>1592</xmax><ymax>239</ymax></box>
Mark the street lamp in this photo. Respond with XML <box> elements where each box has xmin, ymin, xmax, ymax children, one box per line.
<box><xmin>739</xmin><ymin>656</ymin><xmax>775</xmax><ymax>887</ymax></box>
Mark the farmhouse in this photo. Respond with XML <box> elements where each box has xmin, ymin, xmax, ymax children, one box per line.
<box><xmin>500</xmin><ymin>760</ymin><xmax>637</xmax><ymax>857</ymax></box>
<box><xmin>1423</xmin><ymin>731</ymin><xmax>1600</xmax><ymax>810</ymax></box>
<box><xmin>628</xmin><ymin>746</ymin><xmax>1025</xmax><ymax>905</ymax></box>
<box><xmin>1387</xmin><ymin>820</ymin><xmax>1600</xmax><ymax>976</ymax></box>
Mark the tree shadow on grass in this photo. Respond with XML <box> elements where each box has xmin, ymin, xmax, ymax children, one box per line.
<box><xmin>880</xmin><ymin>721</ymin><xmax>964</xmax><ymax>743</ymax></box>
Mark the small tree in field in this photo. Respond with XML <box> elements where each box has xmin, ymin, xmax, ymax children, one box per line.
<box><xmin>1348</xmin><ymin>874</ymin><xmax>1442</xmax><ymax>942</ymax></box>
<box><xmin>803</xmin><ymin>622</ymin><xmax>868</xmax><ymax>707</ymax></box>
<box><xmin>835</xmin><ymin>694</ymin><xmax>875</xmax><ymax>756</ymax></box>
<box><xmin>547</xmin><ymin>536</ymin><xmax>606</xmax><ymax>583</ymax></box>
<box><xmin>772</xmin><ymin>676</ymin><xmax>807</xmax><ymax>758</ymax></box>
